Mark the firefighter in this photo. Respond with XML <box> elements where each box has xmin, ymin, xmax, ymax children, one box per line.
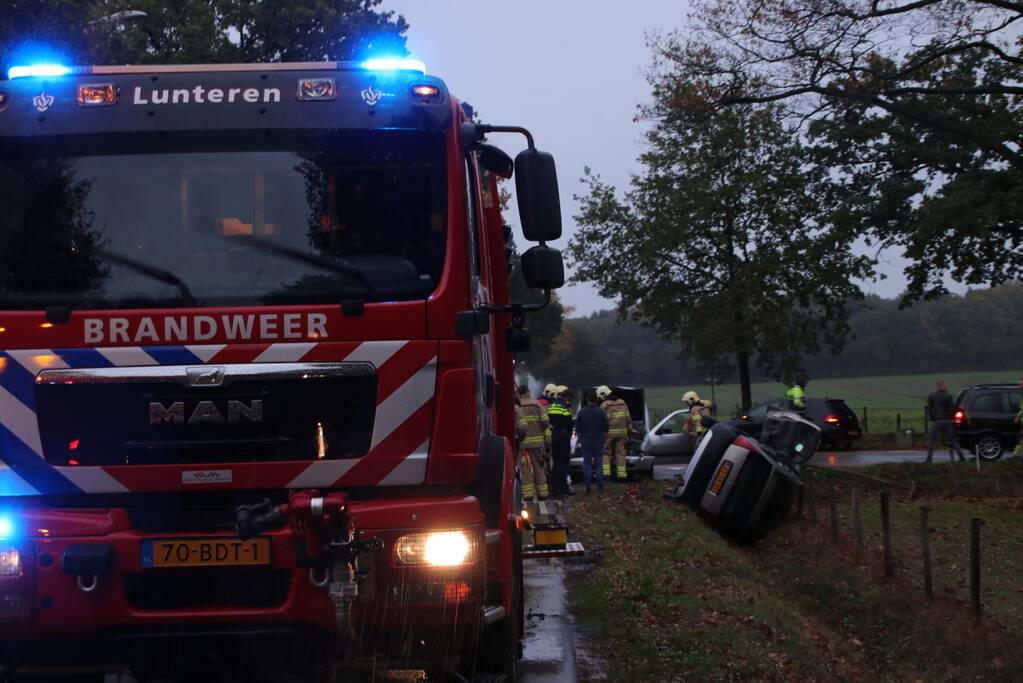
<box><xmin>786</xmin><ymin>379</ymin><xmax>806</xmax><ymax>410</ymax></box>
<box><xmin>517</xmin><ymin>384</ymin><xmax>551</xmax><ymax>500</ymax></box>
<box><xmin>547</xmin><ymin>385</ymin><xmax>574</xmax><ymax>497</ymax></box>
<box><xmin>682</xmin><ymin>391</ymin><xmax>712</xmax><ymax>441</ymax></box>
<box><xmin>597</xmin><ymin>385</ymin><xmax>630</xmax><ymax>481</ymax></box>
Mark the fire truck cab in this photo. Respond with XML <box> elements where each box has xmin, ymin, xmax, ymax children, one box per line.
<box><xmin>0</xmin><ymin>58</ymin><xmax>564</xmax><ymax>681</ymax></box>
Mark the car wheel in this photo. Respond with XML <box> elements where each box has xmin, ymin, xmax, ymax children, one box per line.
<box><xmin>975</xmin><ymin>435</ymin><xmax>1003</xmax><ymax>461</ymax></box>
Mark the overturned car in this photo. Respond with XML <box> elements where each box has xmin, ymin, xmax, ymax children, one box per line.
<box><xmin>668</xmin><ymin>411</ymin><xmax>820</xmax><ymax>541</ymax></box>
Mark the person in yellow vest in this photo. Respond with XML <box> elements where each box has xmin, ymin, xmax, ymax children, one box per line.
<box><xmin>786</xmin><ymin>380</ymin><xmax>806</xmax><ymax>410</ymax></box>
<box><xmin>597</xmin><ymin>385</ymin><xmax>630</xmax><ymax>481</ymax></box>
<box><xmin>516</xmin><ymin>384</ymin><xmax>551</xmax><ymax>500</ymax></box>
<box><xmin>682</xmin><ymin>391</ymin><xmax>712</xmax><ymax>441</ymax></box>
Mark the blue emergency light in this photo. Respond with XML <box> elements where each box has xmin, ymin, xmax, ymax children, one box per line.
<box><xmin>0</xmin><ymin>515</ymin><xmax>14</xmax><ymax>540</ymax></box>
<box><xmin>361</xmin><ymin>58</ymin><xmax>426</xmax><ymax>74</ymax></box>
<box><xmin>7</xmin><ymin>64</ymin><xmax>71</xmax><ymax>79</ymax></box>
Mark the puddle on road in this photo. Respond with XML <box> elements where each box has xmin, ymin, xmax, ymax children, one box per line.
<box><xmin>520</xmin><ymin>554</ymin><xmax>607</xmax><ymax>682</ymax></box>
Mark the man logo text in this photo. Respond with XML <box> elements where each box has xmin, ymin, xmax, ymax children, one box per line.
<box><xmin>150</xmin><ymin>400</ymin><xmax>264</xmax><ymax>425</ymax></box>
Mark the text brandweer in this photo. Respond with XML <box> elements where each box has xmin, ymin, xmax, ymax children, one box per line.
<box><xmin>132</xmin><ymin>85</ymin><xmax>281</xmax><ymax>105</ymax></box>
<box><xmin>84</xmin><ymin>313</ymin><xmax>328</xmax><ymax>344</ymax></box>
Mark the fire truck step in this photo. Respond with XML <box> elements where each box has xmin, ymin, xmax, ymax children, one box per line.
<box><xmin>522</xmin><ymin>542</ymin><xmax>585</xmax><ymax>559</ymax></box>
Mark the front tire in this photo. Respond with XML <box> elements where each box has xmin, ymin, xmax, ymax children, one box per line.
<box><xmin>474</xmin><ymin>570</ymin><xmax>521</xmax><ymax>682</ymax></box>
<box><xmin>975</xmin><ymin>435</ymin><xmax>1004</xmax><ymax>461</ymax></box>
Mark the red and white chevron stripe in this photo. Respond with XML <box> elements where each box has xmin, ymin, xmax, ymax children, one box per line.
<box><xmin>0</xmin><ymin>340</ymin><xmax>437</xmax><ymax>494</ymax></box>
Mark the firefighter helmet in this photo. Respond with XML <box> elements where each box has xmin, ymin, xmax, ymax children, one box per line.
<box><xmin>556</xmin><ymin>385</ymin><xmax>569</xmax><ymax>396</ymax></box>
<box><xmin>596</xmin><ymin>385</ymin><xmax>612</xmax><ymax>400</ymax></box>
<box><xmin>543</xmin><ymin>383</ymin><xmax>557</xmax><ymax>399</ymax></box>
<box><xmin>682</xmin><ymin>390</ymin><xmax>700</xmax><ymax>406</ymax></box>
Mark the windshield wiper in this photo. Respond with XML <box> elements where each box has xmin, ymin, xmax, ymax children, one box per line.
<box><xmin>97</xmin><ymin>247</ymin><xmax>196</xmax><ymax>306</ymax></box>
<box><xmin>224</xmin><ymin>233</ymin><xmax>377</xmax><ymax>295</ymax></box>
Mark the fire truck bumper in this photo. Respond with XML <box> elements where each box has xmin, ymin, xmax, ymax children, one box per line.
<box><xmin>0</xmin><ymin>495</ymin><xmax>489</xmax><ymax>675</ymax></box>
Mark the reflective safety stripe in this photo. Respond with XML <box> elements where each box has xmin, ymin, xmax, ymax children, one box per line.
<box><xmin>537</xmin><ymin>483</ymin><xmax>549</xmax><ymax>498</ymax></box>
<box><xmin>602</xmin><ymin>464</ymin><xmax>611</xmax><ymax>475</ymax></box>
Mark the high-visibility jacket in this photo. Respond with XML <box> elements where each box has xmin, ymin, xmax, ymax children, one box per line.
<box><xmin>601</xmin><ymin>398</ymin><xmax>631</xmax><ymax>438</ymax></box>
<box><xmin>517</xmin><ymin>397</ymin><xmax>550</xmax><ymax>450</ymax></box>
<box><xmin>786</xmin><ymin>385</ymin><xmax>805</xmax><ymax>409</ymax></box>
<box><xmin>547</xmin><ymin>399</ymin><xmax>574</xmax><ymax>439</ymax></box>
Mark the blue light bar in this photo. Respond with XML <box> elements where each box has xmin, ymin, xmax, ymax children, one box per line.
<box><xmin>8</xmin><ymin>64</ymin><xmax>71</xmax><ymax>79</ymax></box>
<box><xmin>0</xmin><ymin>515</ymin><xmax>14</xmax><ymax>540</ymax></box>
<box><xmin>361</xmin><ymin>58</ymin><xmax>426</xmax><ymax>74</ymax></box>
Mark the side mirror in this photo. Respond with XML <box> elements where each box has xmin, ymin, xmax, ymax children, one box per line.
<box><xmin>478</xmin><ymin>144</ymin><xmax>514</xmax><ymax>179</ymax></box>
<box><xmin>520</xmin><ymin>245</ymin><xmax>565</xmax><ymax>290</ymax></box>
<box><xmin>506</xmin><ymin>327</ymin><xmax>531</xmax><ymax>353</ymax></box>
<box><xmin>515</xmin><ymin>149</ymin><xmax>562</xmax><ymax>242</ymax></box>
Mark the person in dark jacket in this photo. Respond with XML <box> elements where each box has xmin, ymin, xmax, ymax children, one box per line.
<box><xmin>575</xmin><ymin>389</ymin><xmax>609</xmax><ymax>493</ymax></box>
<box><xmin>926</xmin><ymin>381</ymin><xmax>965</xmax><ymax>463</ymax></box>
<box><xmin>547</xmin><ymin>386</ymin><xmax>575</xmax><ymax>497</ymax></box>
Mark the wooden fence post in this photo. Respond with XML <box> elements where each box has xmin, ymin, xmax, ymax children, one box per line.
<box><xmin>920</xmin><ymin>507</ymin><xmax>933</xmax><ymax>598</ymax></box>
<box><xmin>880</xmin><ymin>492</ymin><xmax>894</xmax><ymax>577</ymax></box>
<box><xmin>828</xmin><ymin>479</ymin><xmax>839</xmax><ymax>543</ymax></box>
<box><xmin>806</xmin><ymin>469</ymin><xmax>817</xmax><ymax>523</ymax></box>
<box><xmin>852</xmin><ymin>486</ymin><xmax>863</xmax><ymax>562</ymax></box>
<box><xmin>896</xmin><ymin>413</ymin><xmax>902</xmax><ymax>432</ymax></box>
<box><xmin>970</xmin><ymin>518</ymin><xmax>983</xmax><ymax>624</ymax></box>
<box><xmin>862</xmin><ymin>406</ymin><xmax>869</xmax><ymax>434</ymax></box>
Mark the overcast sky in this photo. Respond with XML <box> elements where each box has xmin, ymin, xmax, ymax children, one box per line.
<box><xmin>382</xmin><ymin>1</ymin><xmax>964</xmax><ymax>317</ymax></box>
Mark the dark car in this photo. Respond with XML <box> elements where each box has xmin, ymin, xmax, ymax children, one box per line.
<box><xmin>734</xmin><ymin>397</ymin><xmax>861</xmax><ymax>449</ymax></box>
<box><xmin>952</xmin><ymin>384</ymin><xmax>1021</xmax><ymax>460</ymax></box>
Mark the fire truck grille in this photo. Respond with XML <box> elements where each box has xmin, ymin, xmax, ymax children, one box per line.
<box><xmin>123</xmin><ymin>568</ymin><xmax>292</xmax><ymax>610</ymax></box>
<box><xmin>33</xmin><ymin>363</ymin><xmax>377</xmax><ymax>466</ymax></box>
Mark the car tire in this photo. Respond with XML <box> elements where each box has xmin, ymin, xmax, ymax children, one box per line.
<box><xmin>975</xmin><ymin>435</ymin><xmax>1003</xmax><ymax>461</ymax></box>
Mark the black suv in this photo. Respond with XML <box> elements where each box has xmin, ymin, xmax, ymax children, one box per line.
<box><xmin>952</xmin><ymin>384</ymin><xmax>1021</xmax><ymax>460</ymax></box>
<box><xmin>735</xmin><ymin>398</ymin><xmax>861</xmax><ymax>449</ymax></box>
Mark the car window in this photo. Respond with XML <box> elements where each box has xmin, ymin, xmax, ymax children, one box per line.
<box><xmin>970</xmin><ymin>392</ymin><xmax>1007</xmax><ymax>413</ymax></box>
<box><xmin>748</xmin><ymin>404</ymin><xmax>768</xmax><ymax>419</ymax></box>
<box><xmin>1007</xmin><ymin>391</ymin><xmax>1020</xmax><ymax>415</ymax></box>
<box><xmin>825</xmin><ymin>400</ymin><xmax>854</xmax><ymax>417</ymax></box>
<box><xmin>661</xmin><ymin>413</ymin><xmax>687</xmax><ymax>434</ymax></box>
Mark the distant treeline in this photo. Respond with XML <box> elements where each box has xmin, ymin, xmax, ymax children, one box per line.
<box><xmin>539</xmin><ymin>284</ymin><xmax>1022</xmax><ymax>387</ymax></box>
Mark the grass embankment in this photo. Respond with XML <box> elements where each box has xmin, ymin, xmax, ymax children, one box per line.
<box><xmin>816</xmin><ymin>460</ymin><xmax>1023</xmax><ymax>628</ymax></box>
<box><xmin>566</xmin><ymin>466</ymin><xmax>1023</xmax><ymax>682</ymax></box>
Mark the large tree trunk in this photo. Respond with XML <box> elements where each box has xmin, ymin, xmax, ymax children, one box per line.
<box><xmin>737</xmin><ymin>348</ymin><xmax>752</xmax><ymax>411</ymax></box>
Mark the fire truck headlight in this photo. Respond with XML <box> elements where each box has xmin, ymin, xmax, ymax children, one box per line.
<box><xmin>0</xmin><ymin>547</ymin><xmax>21</xmax><ymax>578</ymax></box>
<box><xmin>395</xmin><ymin>530</ymin><xmax>477</xmax><ymax>567</ymax></box>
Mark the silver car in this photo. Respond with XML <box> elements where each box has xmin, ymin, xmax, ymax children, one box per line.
<box><xmin>568</xmin><ymin>406</ymin><xmax>695</xmax><ymax>480</ymax></box>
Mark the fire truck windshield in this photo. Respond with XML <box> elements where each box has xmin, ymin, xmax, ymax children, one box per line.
<box><xmin>0</xmin><ymin>129</ymin><xmax>447</xmax><ymax>309</ymax></box>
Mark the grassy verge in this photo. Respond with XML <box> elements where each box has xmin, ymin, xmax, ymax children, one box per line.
<box><xmin>645</xmin><ymin>368</ymin><xmax>1022</xmax><ymax>417</ymax></box>
<box><xmin>566</xmin><ymin>477</ymin><xmax>1023</xmax><ymax>682</ymax></box>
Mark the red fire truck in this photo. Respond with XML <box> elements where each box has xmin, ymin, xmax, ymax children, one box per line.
<box><xmin>0</xmin><ymin>58</ymin><xmax>565</xmax><ymax>681</ymax></box>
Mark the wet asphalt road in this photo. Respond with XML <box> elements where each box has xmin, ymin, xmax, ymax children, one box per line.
<box><xmin>518</xmin><ymin>559</ymin><xmax>578</xmax><ymax>683</ymax></box>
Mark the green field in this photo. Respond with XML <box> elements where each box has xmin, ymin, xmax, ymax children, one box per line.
<box><xmin>646</xmin><ymin>369</ymin><xmax>1022</xmax><ymax>431</ymax></box>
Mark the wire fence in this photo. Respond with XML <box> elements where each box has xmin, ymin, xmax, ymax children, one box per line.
<box><xmin>796</xmin><ymin>466</ymin><xmax>1023</xmax><ymax>627</ymax></box>
<box><xmin>647</xmin><ymin>405</ymin><xmax>936</xmax><ymax>441</ymax></box>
